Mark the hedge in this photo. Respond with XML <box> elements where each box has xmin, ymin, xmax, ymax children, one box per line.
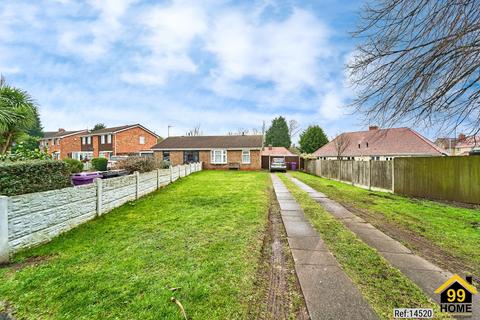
<box><xmin>0</xmin><ymin>160</ymin><xmax>72</xmax><ymax>196</ymax></box>
<box><xmin>91</xmin><ymin>157</ymin><xmax>108</xmax><ymax>171</ymax></box>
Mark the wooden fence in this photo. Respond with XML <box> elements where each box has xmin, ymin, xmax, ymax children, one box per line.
<box><xmin>304</xmin><ymin>159</ymin><xmax>392</xmax><ymax>191</ymax></box>
<box><xmin>304</xmin><ymin>157</ymin><xmax>480</xmax><ymax>204</ymax></box>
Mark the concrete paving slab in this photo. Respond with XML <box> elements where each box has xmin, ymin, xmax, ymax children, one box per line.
<box><xmin>398</xmin><ymin>269</ymin><xmax>451</xmax><ymax>303</ymax></box>
<box><xmin>291</xmin><ymin>249</ymin><xmax>338</xmax><ymax>266</ymax></box>
<box><xmin>275</xmin><ymin>192</ymin><xmax>295</xmax><ymax>200</ymax></box>
<box><xmin>282</xmin><ymin>215</ymin><xmax>308</xmax><ymax>223</ymax></box>
<box><xmin>296</xmin><ymin>265</ymin><xmax>378</xmax><ymax>320</ymax></box>
<box><xmin>283</xmin><ymin>221</ymin><xmax>318</xmax><ymax>237</ymax></box>
<box><xmin>280</xmin><ymin>209</ymin><xmax>304</xmax><ymax>217</ymax></box>
<box><xmin>278</xmin><ymin>200</ymin><xmax>302</xmax><ymax>211</ymax></box>
<box><xmin>287</xmin><ymin>237</ymin><xmax>328</xmax><ymax>251</ymax></box>
<box><xmin>357</xmin><ymin>236</ymin><xmax>412</xmax><ymax>254</ymax></box>
<box><xmin>380</xmin><ymin>252</ymin><xmax>443</xmax><ymax>272</ymax></box>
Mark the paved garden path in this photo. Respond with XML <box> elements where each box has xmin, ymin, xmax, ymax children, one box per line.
<box><xmin>286</xmin><ymin>173</ymin><xmax>480</xmax><ymax>317</ymax></box>
<box><xmin>270</xmin><ymin>174</ymin><xmax>378</xmax><ymax>320</ymax></box>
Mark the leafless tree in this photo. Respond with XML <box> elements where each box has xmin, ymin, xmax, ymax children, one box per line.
<box><xmin>288</xmin><ymin>119</ymin><xmax>301</xmax><ymax>139</ymax></box>
<box><xmin>333</xmin><ymin>133</ymin><xmax>350</xmax><ymax>159</ymax></box>
<box><xmin>348</xmin><ymin>0</ymin><xmax>480</xmax><ymax>135</ymax></box>
<box><xmin>186</xmin><ymin>124</ymin><xmax>202</xmax><ymax>136</ymax></box>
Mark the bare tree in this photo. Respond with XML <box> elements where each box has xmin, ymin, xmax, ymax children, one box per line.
<box><xmin>349</xmin><ymin>0</ymin><xmax>480</xmax><ymax>135</ymax></box>
<box><xmin>288</xmin><ymin>119</ymin><xmax>301</xmax><ymax>140</ymax></box>
<box><xmin>186</xmin><ymin>124</ymin><xmax>202</xmax><ymax>136</ymax></box>
<box><xmin>333</xmin><ymin>133</ymin><xmax>350</xmax><ymax>159</ymax></box>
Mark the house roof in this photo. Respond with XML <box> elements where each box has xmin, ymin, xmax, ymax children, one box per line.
<box><xmin>151</xmin><ymin>135</ymin><xmax>263</xmax><ymax>150</ymax></box>
<box><xmin>86</xmin><ymin>124</ymin><xmax>159</xmax><ymax>137</ymax></box>
<box><xmin>261</xmin><ymin>147</ymin><xmax>297</xmax><ymax>156</ymax></box>
<box><xmin>455</xmin><ymin>135</ymin><xmax>480</xmax><ymax>149</ymax></box>
<box><xmin>434</xmin><ymin>274</ymin><xmax>477</xmax><ymax>294</ymax></box>
<box><xmin>313</xmin><ymin>127</ymin><xmax>447</xmax><ymax>157</ymax></box>
<box><xmin>42</xmin><ymin>129</ymin><xmax>88</xmax><ymax>139</ymax></box>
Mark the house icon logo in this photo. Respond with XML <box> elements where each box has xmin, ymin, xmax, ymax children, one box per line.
<box><xmin>434</xmin><ymin>274</ymin><xmax>477</xmax><ymax>316</ymax></box>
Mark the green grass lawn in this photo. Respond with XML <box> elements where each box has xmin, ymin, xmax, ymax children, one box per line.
<box><xmin>0</xmin><ymin>171</ymin><xmax>270</xmax><ymax>320</ymax></box>
<box><xmin>290</xmin><ymin>171</ymin><xmax>480</xmax><ymax>276</ymax></box>
<box><xmin>277</xmin><ymin>173</ymin><xmax>450</xmax><ymax>320</ymax></box>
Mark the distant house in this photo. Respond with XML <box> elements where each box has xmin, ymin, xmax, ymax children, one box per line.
<box><xmin>40</xmin><ymin>129</ymin><xmax>88</xmax><ymax>160</ymax></box>
<box><xmin>151</xmin><ymin>135</ymin><xmax>263</xmax><ymax>170</ymax></box>
<box><xmin>261</xmin><ymin>146</ymin><xmax>300</xmax><ymax>170</ymax></box>
<box><xmin>435</xmin><ymin>134</ymin><xmax>480</xmax><ymax>156</ymax></box>
<box><xmin>313</xmin><ymin>126</ymin><xmax>447</xmax><ymax>161</ymax></box>
<box><xmin>40</xmin><ymin>124</ymin><xmax>159</xmax><ymax>160</ymax></box>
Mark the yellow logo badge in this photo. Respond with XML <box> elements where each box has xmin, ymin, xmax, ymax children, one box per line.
<box><xmin>434</xmin><ymin>274</ymin><xmax>477</xmax><ymax>315</ymax></box>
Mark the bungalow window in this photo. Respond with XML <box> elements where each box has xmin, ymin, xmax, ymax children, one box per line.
<box><xmin>101</xmin><ymin>135</ymin><xmax>105</xmax><ymax>144</ymax></box>
<box><xmin>242</xmin><ymin>149</ymin><xmax>250</xmax><ymax>164</ymax></box>
<box><xmin>81</xmin><ymin>137</ymin><xmax>85</xmax><ymax>145</ymax></box>
<box><xmin>163</xmin><ymin>151</ymin><xmax>170</xmax><ymax>162</ymax></box>
<box><xmin>211</xmin><ymin>149</ymin><xmax>227</xmax><ymax>164</ymax></box>
<box><xmin>87</xmin><ymin>136</ymin><xmax>91</xmax><ymax>144</ymax></box>
<box><xmin>139</xmin><ymin>136</ymin><xmax>145</xmax><ymax>145</ymax></box>
<box><xmin>107</xmin><ymin>134</ymin><xmax>112</xmax><ymax>143</ymax></box>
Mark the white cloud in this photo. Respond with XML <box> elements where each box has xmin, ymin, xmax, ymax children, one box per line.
<box><xmin>121</xmin><ymin>2</ymin><xmax>207</xmax><ymax>85</ymax></box>
<box><xmin>58</xmin><ymin>0</ymin><xmax>135</xmax><ymax>60</ymax></box>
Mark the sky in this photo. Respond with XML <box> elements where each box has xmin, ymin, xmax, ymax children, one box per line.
<box><xmin>0</xmin><ymin>0</ymin><xmax>384</xmax><ymax>142</ymax></box>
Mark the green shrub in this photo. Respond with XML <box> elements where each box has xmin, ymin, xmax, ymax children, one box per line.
<box><xmin>91</xmin><ymin>157</ymin><xmax>108</xmax><ymax>171</ymax></box>
<box><xmin>115</xmin><ymin>156</ymin><xmax>169</xmax><ymax>173</ymax></box>
<box><xmin>63</xmin><ymin>158</ymin><xmax>84</xmax><ymax>173</ymax></box>
<box><xmin>0</xmin><ymin>142</ymin><xmax>51</xmax><ymax>162</ymax></box>
<box><xmin>0</xmin><ymin>160</ymin><xmax>71</xmax><ymax>196</ymax></box>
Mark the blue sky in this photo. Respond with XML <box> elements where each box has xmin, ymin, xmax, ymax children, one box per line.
<box><xmin>0</xmin><ymin>0</ymin><xmax>381</xmax><ymax>141</ymax></box>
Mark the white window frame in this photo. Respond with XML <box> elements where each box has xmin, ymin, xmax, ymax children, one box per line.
<box><xmin>87</xmin><ymin>136</ymin><xmax>91</xmax><ymax>144</ymax></box>
<box><xmin>101</xmin><ymin>135</ymin><xmax>105</xmax><ymax>144</ymax></box>
<box><xmin>139</xmin><ymin>136</ymin><xmax>145</xmax><ymax>145</ymax></box>
<box><xmin>242</xmin><ymin>149</ymin><xmax>251</xmax><ymax>164</ymax></box>
<box><xmin>210</xmin><ymin>149</ymin><xmax>227</xmax><ymax>164</ymax></box>
<box><xmin>107</xmin><ymin>134</ymin><xmax>112</xmax><ymax>143</ymax></box>
<box><xmin>81</xmin><ymin>137</ymin><xmax>85</xmax><ymax>145</ymax></box>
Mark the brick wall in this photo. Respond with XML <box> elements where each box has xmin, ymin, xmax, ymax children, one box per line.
<box><xmin>115</xmin><ymin>127</ymin><xmax>158</xmax><ymax>155</ymax></box>
<box><xmin>42</xmin><ymin>134</ymin><xmax>84</xmax><ymax>160</ymax></box>
<box><xmin>154</xmin><ymin>149</ymin><xmax>261</xmax><ymax>170</ymax></box>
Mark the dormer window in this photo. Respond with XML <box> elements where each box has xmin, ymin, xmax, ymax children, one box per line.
<box><xmin>366</xmin><ymin>142</ymin><xmax>369</xmax><ymax>147</ymax></box>
<box><xmin>358</xmin><ymin>143</ymin><xmax>361</xmax><ymax>148</ymax></box>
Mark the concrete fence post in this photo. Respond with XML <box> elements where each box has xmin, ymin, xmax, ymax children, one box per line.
<box><xmin>368</xmin><ymin>160</ymin><xmax>372</xmax><ymax>190</ymax></box>
<box><xmin>156</xmin><ymin>169</ymin><xmax>160</xmax><ymax>189</ymax></box>
<box><xmin>95</xmin><ymin>178</ymin><xmax>103</xmax><ymax>216</ymax></box>
<box><xmin>0</xmin><ymin>196</ymin><xmax>9</xmax><ymax>263</ymax></box>
<box><xmin>391</xmin><ymin>158</ymin><xmax>395</xmax><ymax>193</ymax></box>
<box><xmin>169</xmin><ymin>165</ymin><xmax>173</xmax><ymax>183</ymax></box>
<box><xmin>135</xmin><ymin>171</ymin><xmax>140</xmax><ymax>200</ymax></box>
<box><xmin>184</xmin><ymin>165</ymin><xmax>187</xmax><ymax>177</ymax></box>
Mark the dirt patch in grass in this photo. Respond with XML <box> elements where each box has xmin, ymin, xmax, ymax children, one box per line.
<box><xmin>249</xmin><ymin>189</ymin><xmax>309</xmax><ymax>320</ymax></box>
<box><xmin>1</xmin><ymin>255</ymin><xmax>54</xmax><ymax>274</ymax></box>
<box><xmin>340</xmin><ymin>202</ymin><xmax>480</xmax><ymax>283</ymax></box>
<box><xmin>0</xmin><ymin>300</ymin><xmax>16</xmax><ymax>320</ymax></box>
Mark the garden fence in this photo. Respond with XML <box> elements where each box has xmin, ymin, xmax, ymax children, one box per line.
<box><xmin>0</xmin><ymin>162</ymin><xmax>202</xmax><ymax>263</ymax></box>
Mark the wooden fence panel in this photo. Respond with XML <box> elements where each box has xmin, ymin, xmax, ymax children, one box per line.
<box><xmin>370</xmin><ymin>161</ymin><xmax>392</xmax><ymax>190</ymax></box>
<box><xmin>394</xmin><ymin>156</ymin><xmax>480</xmax><ymax>204</ymax></box>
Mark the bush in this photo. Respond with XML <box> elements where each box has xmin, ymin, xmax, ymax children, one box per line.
<box><xmin>0</xmin><ymin>142</ymin><xmax>51</xmax><ymax>162</ymax></box>
<box><xmin>115</xmin><ymin>156</ymin><xmax>169</xmax><ymax>173</ymax></box>
<box><xmin>91</xmin><ymin>157</ymin><xmax>108</xmax><ymax>171</ymax></box>
<box><xmin>63</xmin><ymin>158</ymin><xmax>84</xmax><ymax>173</ymax></box>
<box><xmin>0</xmin><ymin>160</ymin><xmax>71</xmax><ymax>196</ymax></box>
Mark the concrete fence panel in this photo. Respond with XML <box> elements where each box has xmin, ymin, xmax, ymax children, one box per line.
<box><xmin>0</xmin><ymin>163</ymin><xmax>202</xmax><ymax>262</ymax></box>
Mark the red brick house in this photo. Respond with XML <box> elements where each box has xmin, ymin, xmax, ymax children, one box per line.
<box><xmin>313</xmin><ymin>126</ymin><xmax>447</xmax><ymax>160</ymax></box>
<box><xmin>40</xmin><ymin>129</ymin><xmax>88</xmax><ymax>160</ymax></box>
<box><xmin>151</xmin><ymin>135</ymin><xmax>263</xmax><ymax>170</ymax></box>
<box><xmin>435</xmin><ymin>133</ymin><xmax>480</xmax><ymax>156</ymax></box>
<box><xmin>41</xmin><ymin>124</ymin><xmax>159</xmax><ymax>160</ymax></box>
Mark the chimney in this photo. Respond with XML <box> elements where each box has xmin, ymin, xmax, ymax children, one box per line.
<box><xmin>369</xmin><ymin>126</ymin><xmax>379</xmax><ymax>131</ymax></box>
<box><xmin>58</xmin><ymin>128</ymin><xmax>65</xmax><ymax>133</ymax></box>
<box><xmin>458</xmin><ymin>133</ymin><xmax>466</xmax><ymax>141</ymax></box>
<box><xmin>466</xmin><ymin>275</ymin><xmax>473</xmax><ymax>284</ymax></box>
<box><xmin>268</xmin><ymin>144</ymin><xmax>273</xmax><ymax>150</ymax></box>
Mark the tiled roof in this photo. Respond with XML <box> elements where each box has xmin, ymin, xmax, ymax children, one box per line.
<box><xmin>455</xmin><ymin>136</ymin><xmax>480</xmax><ymax>148</ymax></box>
<box><xmin>261</xmin><ymin>146</ymin><xmax>297</xmax><ymax>156</ymax></box>
<box><xmin>89</xmin><ymin>124</ymin><xmax>137</xmax><ymax>134</ymax></box>
<box><xmin>313</xmin><ymin>127</ymin><xmax>447</xmax><ymax>157</ymax></box>
<box><xmin>42</xmin><ymin>130</ymin><xmax>87</xmax><ymax>139</ymax></box>
<box><xmin>151</xmin><ymin>135</ymin><xmax>263</xmax><ymax>149</ymax></box>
